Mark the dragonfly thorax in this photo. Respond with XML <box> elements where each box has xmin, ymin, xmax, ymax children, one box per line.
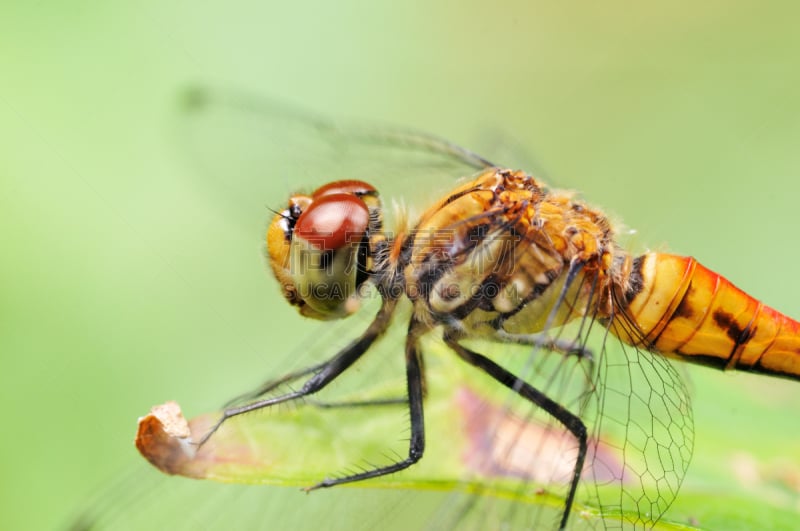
<box><xmin>267</xmin><ymin>168</ymin><xmax>629</xmax><ymax>341</ymax></box>
<box><xmin>396</xmin><ymin>168</ymin><xmax>621</xmax><ymax>335</ymax></box>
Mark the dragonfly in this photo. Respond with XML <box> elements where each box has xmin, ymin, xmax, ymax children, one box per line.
<box><xmin>125</xmin><ymin>87</ymin><xmax>800</xmax><ymax>531</ymax></box>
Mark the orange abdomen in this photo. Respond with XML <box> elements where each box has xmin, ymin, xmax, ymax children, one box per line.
<box><xmin>614</xmin><ymin>253</ymin><xmax>800</xmax><ymax>380</ymax></box>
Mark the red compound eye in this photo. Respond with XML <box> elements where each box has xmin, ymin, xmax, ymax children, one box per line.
<box><xmin>312</xmin><ymin>180</ymin><xmax>376</xmax><ymax>199</ymax></box>
<box><xmin>294</xmin><ymin>193</ymin><xmax>370</xmax><ymax>251</ymax></box>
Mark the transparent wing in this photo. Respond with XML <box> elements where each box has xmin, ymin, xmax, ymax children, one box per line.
<box><xmin>591</xmin><ymin>330</ymin><xmax>694</xmax><ymax>526</ymax></box>
<box><xmin>74</xmin><ymin>331</ymin><xmax>694</xmax><ymax>531</ymax></box>
<box><xmin>411</xmin><ymin>317</ymin><xmax>694</xmax><ymax>529</ymax></box>
<box><xmin>69</xmin><ymin>87</ymin><xmax>504</xmax><ymax>531</ymax></box>
<box><xmin>403</xmin><ymin>221</ymin><xmax>695</xmax><ymax>529</ymax></box>
<box><xmin>74</xmin><ymin>89</ymin><xmax>695</xmax><ymax>531</ymax></box>
<box><xmin>174</xmin><ymin>85</ymin><xmax>495</xmax><ymax>234</ymax></box>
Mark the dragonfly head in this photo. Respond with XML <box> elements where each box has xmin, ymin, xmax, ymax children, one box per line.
<box><xmin>266</xmin><ymin>180</ymin><xmax>381</xmax><ymax>320</ymax></box>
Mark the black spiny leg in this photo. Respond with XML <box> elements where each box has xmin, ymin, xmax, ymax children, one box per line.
<box><xmin>223</xmin><ymin>361</ymin><xmax>330</xmax><ymax>407</ymax></box>
<box><xmin>224</xmin><ymin>362</ymin><xmax>407</xmax><ymax>410</ymax></box>
<box><xmin>444</xmin><ymin>331</ymin><xmax>588</xmax><ymax>531</ymax></box>
<box><xmin>491</xmin><ymin>330</ymin><xmax>593</xmax><ymax>360</ymax></box>
<box><xmin>307</xmin><ymin>319</ymin><xmax>427</xmax><ymax>491</ymax></box>
<box><xmin>198</xmin><ymin>299</ymin><xmax>397</xmax><ymax>447</ymax></box>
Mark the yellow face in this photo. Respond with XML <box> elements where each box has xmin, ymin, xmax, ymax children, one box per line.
<box><xmin>266</xmin><ymin>180</ymin><xmax>378</xmax><ymax>320</ymax></box>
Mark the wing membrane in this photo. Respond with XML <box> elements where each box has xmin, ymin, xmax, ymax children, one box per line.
<box><xmin>75</xmin><ymin>89</ymin><xmax>696</xmax><ymax>530</ymax></box>
<box><xmin>175</xmin><ymin>85</ymin><xmax>493</xmax><ymax>233</ymax></box>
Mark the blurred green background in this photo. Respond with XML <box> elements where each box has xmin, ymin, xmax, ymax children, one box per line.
<box><xmin>2</xmin><ymin>2</ymin><xmax>800</xmax><ymax>530</ymax></box>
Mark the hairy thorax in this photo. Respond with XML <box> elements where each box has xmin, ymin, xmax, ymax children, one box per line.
<box><xmin>396</xmin><ymin>168</ymin><xmax>625</xmax><ymax>335</ymax></box>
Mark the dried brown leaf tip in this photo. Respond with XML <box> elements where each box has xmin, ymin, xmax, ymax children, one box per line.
<box><xmin>135</xmin><ymin>401</ymin><xmax>206</xmax><ymax>477</ymax></box>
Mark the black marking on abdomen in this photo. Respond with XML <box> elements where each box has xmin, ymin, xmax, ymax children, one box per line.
<box><xmin>713</xmin><ymin>309</ymin><xmax>754</xmax><ymax>345</ymax></box>
<box><xmin>750</xmin><ymin>360</ymin><xmax>800</xmax><ymax>381</ymax></box>
<box><xmin>672</xmin><ymin>284</ymin><xmax>695</xmax><ymax>320</ymax></box>
<box><xmin>650</xmin><ymin>283</ymin><xmax>694</xmax><ymax>348</ymax></box>
<box><xmin>673</xmin><ymin>351</ymin><xmax>729</xmax><ymax>369</ymax></box>
<box><xmin>624</xmin><ymin>255</ymin><xmax>645</xmax><ymax>304</ymax></box>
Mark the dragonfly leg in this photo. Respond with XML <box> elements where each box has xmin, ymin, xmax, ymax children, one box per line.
<box><xmin>222</xmin><ymin>361</ymin><xmax>330</xmax><ymax>407</ymax></box>
<box><xmin>306</xmin><ymin>396</ymin><xmax>407</xmax><ymax>409</ymax></box>
<box><xmin>491</xmin><ymin>330</ymin><xmax>593</xmax><ymax>360</ymax></box>
<box><xmin>307</xmin><ymin>318</ymin><xmax>426</xmax><ymax>491</ymax></box>
<box><xmin>443</xmin><ymin>331</ymin><xmax>587</xmax><ymax>531</ymax></box>
<box><xmin>198</xmin><ymin>299</ymin><xmax>397</xmax><ymax>447</ymax></box>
